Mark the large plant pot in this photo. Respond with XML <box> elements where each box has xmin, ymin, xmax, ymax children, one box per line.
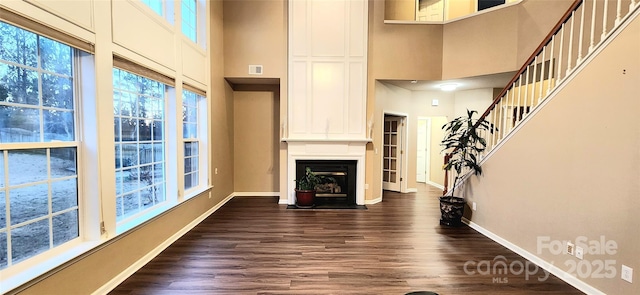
<box><xmin>295</xmin><ymin>189</ymin><xmax>316</xmax><ymax>208</ymax></box>
<box><xmin>439</xmin><ymin>196</ymin><xmax>465</xmax><ymax>227</ymax></box>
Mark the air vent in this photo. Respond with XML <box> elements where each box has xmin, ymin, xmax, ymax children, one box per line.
<box><xmin>248</xmin><ymin>65</ymin><xmax>263</xmax><ymax>75</ymax></box>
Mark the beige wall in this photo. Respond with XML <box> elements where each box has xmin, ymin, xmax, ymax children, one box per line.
<box><xmin>370</xmin><ymin>0</ymin><xmax>444</xmax><ymax>81</ymax></box>
<box><xmin>453</xmin><ymin>88</ymin><xmax>494</xmax><ymax>117</ymax></box>
<box><xmin>223</xmin><ymin>0</ymin><xmax>286</xmax><ymax>79</ymax></box>
<box><xmin>222</xmin><ymin>0</ymin><xmax>288</xmax><ymax>201</ymax></box>
<box><xmin>233</xmin><ymin>90</ymin><xmax>279</xmax><ymax>192</ymax></box>
<box><xmin>515</xmin><ymin>0</ymin><xmax>574</xmax><ymax>66</ymax></box>
<box><xmin>446</xmin><ymin>0</ymin><xmax>475</xmax><ymax>20</ymax></box>
<box><xmin>442</xmin><ymin>0</ymin><xmax>574</xmax><ymax>80</ymax></box>
<box><xmin>428</xmin><ymin>116</ymin><xmax>448</xmax><ymax>186</ymax></box>
<box><xmin>442</xmin><ymin>4</ymin><xmax>520</xmax><ymax>79</ymax></box>
<box><xmin>465</xmin><ymin>15</ymin><xmax>640</xmax><ymax>295</ymax></box>
<box><xmin>385</xmin><ymin>0</ymin><xmax>416</xmax><ymax>20</ymax></box>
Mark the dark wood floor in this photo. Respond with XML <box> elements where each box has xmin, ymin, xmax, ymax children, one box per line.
<box><xmin>109</xmin><ymin>184</ymin><xmax>583</xmax><ymax>295</ymax></box>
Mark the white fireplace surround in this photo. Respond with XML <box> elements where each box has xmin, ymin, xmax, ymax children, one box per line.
<box><xmin>285</xmin><ymin>140</ymin><xmax>367</xmax><ymax>205</ymax></box>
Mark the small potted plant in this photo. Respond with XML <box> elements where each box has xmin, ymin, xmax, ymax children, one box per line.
<box><xmin>295</xmin><ymin>167</ymin><xmax>322</xmax><ymax>208</ymax></box>
<box><xmin>440</xmin><ymin>109</ymin><xmax>495</xmax><ymax>226</ymax></box>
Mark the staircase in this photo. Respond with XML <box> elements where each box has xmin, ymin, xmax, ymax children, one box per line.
<box><xmin>444</xmin><ymin>0</ymin><xmax>640</xmax><ymax>194</ymax></box>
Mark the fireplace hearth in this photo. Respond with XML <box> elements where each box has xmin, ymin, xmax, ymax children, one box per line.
<box><xmin>296</xmin><ymin>159</ymin><xmax>357</xmax><ymax>206</ymax></box>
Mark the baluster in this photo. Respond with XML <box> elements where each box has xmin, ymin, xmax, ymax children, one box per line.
<box><xmin>566</xmin><ymin>11</ymin><xmax>575</xmax><ymax>76</ymax></box>
<box><xmin>509</xmin><ymin>85</ymin><xmax>516</xmax><ymax>132</ymax></box>
<box><xmin>548</xmin><ymin>35</ymin><xmax>556</xmax><ymax>94</ymax></box>
<box><xmin>489</xmin><ymin>104</ymin><xmax>498</xmax><ymax>149</ymax></box>
<box><xmin>532</xmin><ymin>55</ymin><xmax>539</xmax><ymax>107</ymax></box>
<box><xmin>502</xmin><ymin>91</ymin><xmax>509</xmax><ymax>137</ymax></box>
<box><xmin>616</xmin><ymin>0</ymin><xmax>622</xmax><ymax>25</ymax></box>
<box><xmin>523</xmin><ymin>66</ymin><xmax>530</xmax><ymax>116</ymax></box>
<box><xmin>590</xmin><ymin>0</ymin><xmax>598</xmax><ymax>52</ymax></box>
<box><xmin>557</xmin><ymin>23</ymin><xmax>565</xmax><ymax>82</ymax></box>
<box><xmin>631</xmin><ymin>0</ymin><xmax>638</xmax><ymax>11</ymax></box>
<box><xmin>578</xmin><ymin>3</ymin><xmax>586</xmax><ymax>63</ymax></box>
<box><xmin>516</xmin><ymin>74</ymin><xmax>523</xmax><ymax>123</ymax></box>
<box><xmin>602</xmin><ymin>0</ymin><xmax>609</xmax><ymax>40</ymax></box>
<box><xmin>496</xmin><ymin>100</ymin><xmax>504</xmax><ymax>142</ymax></box>
<box><xmin>539</xmin><ymin>47</ymin><xmax>546</xmax><ymax>102</ymax></box>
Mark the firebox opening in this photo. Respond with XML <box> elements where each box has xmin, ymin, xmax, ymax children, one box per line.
<box><xmin>296</xmin><ymin>160</ymin><xmax>357</xmax><ymax>206</ymax></box>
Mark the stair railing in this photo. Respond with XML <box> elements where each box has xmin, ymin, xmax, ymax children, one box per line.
<box><xmin>444</xmin><ymin>0</ymin><xmax>640</xmax><ymax>195</ymax></box>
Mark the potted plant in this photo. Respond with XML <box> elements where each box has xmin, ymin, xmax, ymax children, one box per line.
<box><xmin>440</xmin><ymin>109</ymin><xmax>495</xmax><ymax>226</ymax></box>
<box><xmin>295</xmin><ymin>167</ymin><xmax>322</xmax><ymax>208</ymax></box>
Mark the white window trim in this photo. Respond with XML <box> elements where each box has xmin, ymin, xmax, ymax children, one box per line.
<box><xmin>0</xmin><ymin>30</ymin><xmax>101</xmax><ymax>295</ymax></box>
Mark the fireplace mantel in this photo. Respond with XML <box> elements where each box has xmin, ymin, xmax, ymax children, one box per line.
<box><xmin>282</xmin><ymin>137</ymin><xmax>372</xmax><ymax>143</ymax></box>
<box><xmin>286</xmin><ymin>141</ymin><xmax>366</xmax><ymax>206</ymax></box>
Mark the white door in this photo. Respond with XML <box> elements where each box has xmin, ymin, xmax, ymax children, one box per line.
<box><xmin>416</xmin><ymin>118</ymin><xmax>430</xmax><ymax>183</ymax></box>
<box><xmin>418</xmin><ymin>0</ymin><xmax>444</xmax><ymax>21</ymax></box>
<box><xmin>383</xmin><ymin>115</ymin><xmax>404</xmax><ymax>192</ymax></box>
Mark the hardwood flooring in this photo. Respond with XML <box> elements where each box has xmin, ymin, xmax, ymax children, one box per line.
<box><xmin>109</xmin><ymin>184</ymin><xmax>583</xmax><ymax>295</ymax></box>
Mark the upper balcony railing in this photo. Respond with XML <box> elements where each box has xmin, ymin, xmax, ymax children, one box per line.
<box><xmin>444</xmin><ymin>0</ymin><xmax>640</xmax><ymax>195</ymax></box>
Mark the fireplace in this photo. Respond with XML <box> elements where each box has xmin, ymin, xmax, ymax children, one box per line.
<box><xmin>296</xmin><ymin>159</ymin><xmax>357</xmax><ymax>205</ymax></box>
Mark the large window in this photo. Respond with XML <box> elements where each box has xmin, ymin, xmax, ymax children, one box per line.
<box><xmin>181</xmin><ymin>0</ymin><xmax>197</xmax><ymax>42</ymax></box>
<box><xmin>113</xmin><ymin>68</ymin><xmax>166</xmax><ymax>222</ymax></box>
<box><xmin>0</xmin><ymin>21</ymin><xmax>79</xmax><ymax>269</ymax></box>
<box><xmin>182</xmin><ymin>89</ymin><xmax>201</xmax><ymax>191</ymax></box>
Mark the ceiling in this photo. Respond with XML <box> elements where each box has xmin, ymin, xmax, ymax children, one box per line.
<box><xmin>380</xmin><ymin>71</ymin><xmax>517</xmax><ymax>92</ymax></box>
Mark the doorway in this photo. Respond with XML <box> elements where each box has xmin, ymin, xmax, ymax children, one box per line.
<box><xmin>416</xmin><ymin>117</ymin><xmax>431</xmax><ymax>183</ymax></box>
<box><xmin>382</xmin><ymin>114</ymin><xmax>406</xmax><ymax>192</ymax></box>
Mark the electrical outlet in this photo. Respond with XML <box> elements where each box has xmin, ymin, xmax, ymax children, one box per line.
<box><xmin>472</xmin><ymin>202</ymin><xmax>477</xmax><ymax>211</ymax></box>
<box><xmin>365</xmin><ymin>183</ymin><xmax>369</xmax><ymax>189</ymax></box>
<box><xmin>621</xmin><ymin>265</ymin><xmax>633</xmax><ymax>283</ymax></box>
<box><xmin>575</xmin><ymin>246</ymin><xmax>584</xmax><ymax>260</ymax></box>
<box><xmin>566</xmin><ymin>241</ymin><xmax>575</xmax><ymax>255</ymax></box>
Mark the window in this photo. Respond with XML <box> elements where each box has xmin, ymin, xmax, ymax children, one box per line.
<box><xmin>181</xmin><ymin>0</ymin><xmax>197</xmax><ymax>42</ymax></box>
<box><xmin>182</xmin><ymin>89</ymin><xmax>201</xmax><ymax>191</ymax></box>
<box><xmin>113</xmin><ymin>68</ymin><xmax>166</xmax><ymax>222</ymax></box>
<box><xmin>478</xmin><ymin>0</ymin><xmax>506</xmax><ymax>11</ymax></box>
<box><xmin>142</xmin><ymin>0</ymin><xmax>164</xmax><ymax>17</ymax></box>
<box><xmin>0</xmin><ymin>21</ymin><xmax>79</xmax><ymax>269</ymax></box>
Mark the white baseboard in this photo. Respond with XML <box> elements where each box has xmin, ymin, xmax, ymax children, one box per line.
<box><xmin>406</xmin><ymin>188</ymin><xmax>418</xmax><ymax>193</ymax></box>
<box><xmin>426</xmin><ymin>181</ymin><xmax>444</xmax><ymax>190</ymax></box>
<box><xmin>366</xmin><ymin>196</ymin><xmax>382</xmax><ymax>204</ymax></box>
<box><xmin>232</xmin><ymin>192</ymin><xmax>280</xmax><ymax>197</ymax></box>
<box><xmin>462</xmin><ymin>218</ymin><xmax>605</xmax><ymax>295</ymax></box>
<box><xmin>278</xmin><ymin>198</ymin><xmax>289</xmax><ymax>205</ymax></box>
<box><xmin>93</xmin><ymin>193</ymin><xmax>234</xmax><ymax>295</ymax></box>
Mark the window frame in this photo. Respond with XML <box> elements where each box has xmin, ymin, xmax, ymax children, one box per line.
<box><xmin>181</xmin><ymin>88</ymin><xmax>205</xmax><ymax>195</ymax></box>
<box><xmin>140</xmin><ymin>0</ymin><xmax>175</xmax><ymax>25</ymax></box>
<box><xmin>112</xmin><ymin>67</ymin><xmax>172</xmax><ymax>227</ymax></box>
<box><xmin>0</xmin><ymin>20</ymin><xmax>101</xmax><ymax>292</ymax></box>
<box><xmin>181</xmin><ymin>0</ymin><xmax>198</xmax><ymax>43</ymax></box>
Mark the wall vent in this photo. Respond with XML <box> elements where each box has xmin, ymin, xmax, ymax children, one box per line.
<box><xmin>248</xmin><ymin>65</ymin><xmax>263</xmax><ymax>75</ymax></box>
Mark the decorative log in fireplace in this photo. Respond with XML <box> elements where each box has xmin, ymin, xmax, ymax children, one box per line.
<box><xmin>295</xmin><ymin>160</ymin><xmax>357</xmax><ymax>206</ymax></box>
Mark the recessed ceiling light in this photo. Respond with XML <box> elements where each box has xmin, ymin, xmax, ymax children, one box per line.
<box><xmin>439</xmin><ymin>83</ymin><xmax>459</xmax><ymax>91</ymax></box>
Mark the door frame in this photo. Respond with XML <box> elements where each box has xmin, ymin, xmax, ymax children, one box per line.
<box><xmin>381</xmin><ymin>110</ymin><xmax>409</xmax><ymax>195</ymax></box>
<box><xmin>416</xmin><ymin>117</ymin><xmax>431</xmax><ymax>184</ymax></box>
